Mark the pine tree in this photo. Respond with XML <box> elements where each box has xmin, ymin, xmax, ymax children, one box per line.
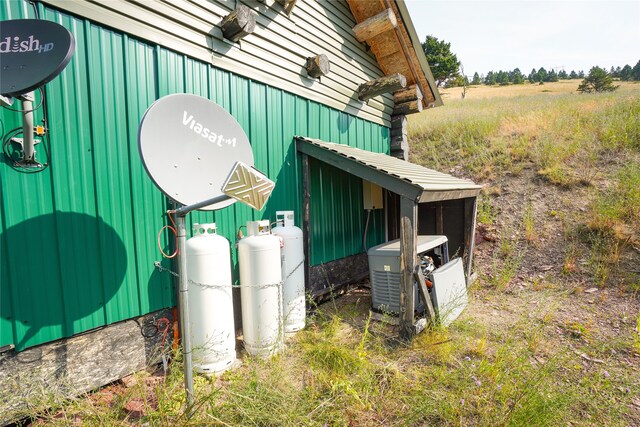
<box><xmin>528</xmin><ymin>68</ymin><xmax>539</xmax><ymax>83</ymax></box>
<box><xmin>569</xmin><ymin>70</ymin><xmax>578</xmax><ymax>79</ymax></box>
<box><xmin>485</xmin><ymin>71</ymin><xmax>496</xmax><ymax>85</ymax></box>
<box><xmin>471</xmin><ymin>72</ymin><xmax>482</xmax><ymax>85</ymax></box>
<box><xmin>511</xmin><ymin>68</ymin><xmax>524</xmax><ymax>84</ymax></box>
<box><xmin>558</xmin><ymin>70</ymin><xmax>568</xmax><ymax>80</ymax></box>
<box><xmin>620</xmin><ymin>64</ymin><xmax>633</xmax><ymax>81</ymax></box>
<box><xmin>422</xmin><ymin>35</ymin><xmax>461</xmax><ymax>87</ymax></box>
<box><xmin>633</xmin><ymin>60</ymin><xmax>640</xmax><ymax>81</ymax></box>
<box><xmin>497</xmin><ymin>70</ymin><xmax>509</xmax><ymax>85</ymax></box>
<box><xmin>546</xmin><ymin>69</ymin><xmax>558</xmax><ymax>82</ymax></box>
<box><xmin>537</xmin><ymin>67</ymin><xmax>548</xmax><ymax>83</ymax></box>
<box><xmin>577</xmin><ymin>66</ymin><xmax>619</xmax><ymax>93</ymax></box>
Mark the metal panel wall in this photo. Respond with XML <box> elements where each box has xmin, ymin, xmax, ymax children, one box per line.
<box><xmin>0</xmin><ymin>4</ymin><xmax>389</xmax><ymax>350</ymax></box>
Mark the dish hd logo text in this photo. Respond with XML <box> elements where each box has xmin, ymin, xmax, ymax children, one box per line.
<box><xmin>0</xmin><ymin>36</ymin><xmax>54</xmax><ymax>53</ymax></box>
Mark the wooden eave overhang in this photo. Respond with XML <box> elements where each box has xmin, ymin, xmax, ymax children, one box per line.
<box><xmin>346</xmin><ymin>0</ymin><xmax>443</xmax><ymax>109</ymax></box>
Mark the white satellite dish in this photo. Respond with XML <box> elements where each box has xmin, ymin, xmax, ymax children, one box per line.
<box><xmin>138</xmin><ymin>93</ymin><xmax>254</xmax><ymax>210</ymax></box>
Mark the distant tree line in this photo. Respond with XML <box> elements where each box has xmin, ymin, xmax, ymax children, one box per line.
<box><xmin>467</xmin><ymin>60</ymin><xmax>640</xmax><ymax>86</ymax></box>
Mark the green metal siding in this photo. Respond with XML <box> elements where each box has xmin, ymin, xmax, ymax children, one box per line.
<box><xmin>0</xmin><ymin>4</ymin><xmax>389</xmax><ymax>351</ymax></box>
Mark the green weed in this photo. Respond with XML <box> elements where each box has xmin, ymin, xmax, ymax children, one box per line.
<box><xmin>476</xmin><ymin>194</ymin><xmax>496</xmax><ymax>225</ymax></box>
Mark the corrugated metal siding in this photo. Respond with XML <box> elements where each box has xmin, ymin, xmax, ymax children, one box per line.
<box><xmin>41</xmin><ymin>0</ymin><xmax>393</xmax><ymax>126</ymax></box>
<box><xmin>0</xmin><ymin>4</ymin><xmax>389</xmax><ymax>350</ymax></box>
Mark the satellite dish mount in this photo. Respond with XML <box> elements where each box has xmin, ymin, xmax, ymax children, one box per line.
<box><xmin>138</xmin><ymin>94</ymin><xmax>275</xmax><ymax>410</ymax></box>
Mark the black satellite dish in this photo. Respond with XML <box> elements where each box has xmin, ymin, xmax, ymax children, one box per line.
<box><xmin>0</xmin><ymin>19</ymin><xmax>75</xmax><ymax>96</ymax></box>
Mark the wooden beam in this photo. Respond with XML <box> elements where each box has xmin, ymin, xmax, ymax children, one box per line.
<box><xmin>352</xmin><ymin>8</ymin><xmax>397</xmax><ymax>42</ymax></box>
<box><xmin>414</xmin><ymin>265</ymin><xmax>436</xmax><ymax>324</ymax></box>
<box><xmin>399</xmin><ymin>197</ymin><xmax>417</xmax><ymax>340</ymax></box>
<box><xmin>390</xmin><ymin>144</ymin><xmax>408</xmax><ymax>161</ymax></box>
<box><xmin>393</xmin><ymin>99</ymin><xmax>423</xmax><ymax>115</ymax></box>
<box><xmin>302</xmin><ymin>154</ymin><xmax>311</xmax><ymax>294</ymax></box>
<box><xmin>390</xmin><ymin>133</ymin><xmax>407</xmax><ymax>148</ymax></box>
<box><xmin>358</xmin><ymin>73</ymin><xmax>406</xmax><ymax>101</ymax></box>
<box><xmin>276</xmin><ymin>0</ymin><xmax>297</xmax><ymax>16</ymax></box>
<box><xmin>220</xmin><ymin>5</ymin><xmax>256</xmax><ymax>42</ymax></box>
<box><xmin>391</xmin><ymin>114</ymin><xmax>407</xmax><ymax>129</ymax></box>
<box><xmin>390</xmin><ymin>114</ymin><xmax>407</xmax><ymax>139</ymax></box>
<box><xmin>305</xmin><ymin>54</ymin><xmax>330</xmax><ymax>78</ymax></box>
<box><xmin>393</xmin><ymin>85</ymin><xmax>423</xmax><ymax>104</ymax></box>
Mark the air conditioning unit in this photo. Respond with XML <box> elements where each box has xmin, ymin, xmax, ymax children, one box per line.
<box><xmin>368</xmin><ymin>235</ymin><xmax>449</xmax><ymax>315</ymax></box>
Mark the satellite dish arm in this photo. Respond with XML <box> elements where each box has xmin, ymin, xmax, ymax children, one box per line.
<box><xmin>172</xmin><ymin>194</ymin><xmax>231</xmax><ymax>217</ymax></box>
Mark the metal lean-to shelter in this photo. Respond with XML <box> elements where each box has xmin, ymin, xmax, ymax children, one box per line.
<box><xmin>297</xmin><ymin>138</ymin><xmax>481</xmax><ymax>337</ymax></box>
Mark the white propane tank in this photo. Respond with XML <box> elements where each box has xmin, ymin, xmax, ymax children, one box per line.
<box><xmin>186</xmin><ymin>223</ymin><xmax>236</xmax><ymax>374</ymax></box>
<box><xmin>238</xmin><ymin>220</ymin><xmax>283</xmax><ymax>357</ymax></box>
<box><xmin>272</xmin><ymin>211</ymin><xmax>306</xmax><ymax>333</ymax></box>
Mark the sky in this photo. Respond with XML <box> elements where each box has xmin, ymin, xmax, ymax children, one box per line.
<box><xmin>404</xmin><ymin>0</ymin><xmax>640</xmax><ymax>76</ymax></box>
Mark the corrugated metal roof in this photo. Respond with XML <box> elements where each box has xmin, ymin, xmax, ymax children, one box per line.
<box><xmin>296</xmin><ymin>137</ymin><xmax>481</xmax><ymax>202</ymax></box>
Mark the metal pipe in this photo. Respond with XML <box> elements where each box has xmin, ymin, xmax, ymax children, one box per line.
<box><xmin>176</xmin><ymin>215</ymin><xmax>194</xmax><ymax>411</ymax></box>
<box><xmin>174</xmin><ymin>194</ymin><xmax>231</xmax><ymax>216</ymax></box>
<box><xmin>21</xmin><ymin>92</ymin><xmax>35</xmax><ymax>163</ymax></box>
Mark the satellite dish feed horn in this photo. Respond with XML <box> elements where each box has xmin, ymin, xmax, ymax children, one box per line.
<box><xmin>174</xmin><ymin>161</ymin><xmax>275</xmax><ymax>216</ymax></box>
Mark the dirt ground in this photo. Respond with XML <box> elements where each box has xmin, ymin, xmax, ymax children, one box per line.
<box><xmin>469</xmin><ymin>166</ymin><xmax>640</xmax><ymax>422</ymax></box>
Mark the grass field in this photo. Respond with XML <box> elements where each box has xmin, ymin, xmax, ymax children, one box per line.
<box><xmin>13</xmin><ymin>82</ymin><xmax>640</xmax><ymax>426</ymax></box>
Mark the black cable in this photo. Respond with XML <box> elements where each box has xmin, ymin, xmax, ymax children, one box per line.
<box><xmin>2</xmin><ymin>127</ymin><xmax>50</xmax><ymax>173</ymax></box>
<box><xmin>0</xmin><ymin>87</ymin><xmax>44</xmax><ymax>113</ymax></box>
<box><xmin>0</xmin><ymin>1</ymin><xmax>52</xmax><ymax>173</ymax></box>
<box><xmin>29</xmin><ymin>0</ymin><xmax>40</xmax><ymax>19</ymax></box>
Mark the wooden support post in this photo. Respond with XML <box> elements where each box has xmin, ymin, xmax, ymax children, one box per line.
<box><xmin>276</xmin><ymin>0</ymin><xmax>297</xmax><ymax>16</ymax></box>
<box><xmin>393</xmin><ymin>99</ymin><xmax>423</xmax><ymax>115</ymax></box>
<box><xmin>414</xmin><ymin>265</ymin><xmax>436</xmax><ymax>324</ymax></box>
<box><xmin>393</xmin><ymin>85</ymin><xmax>423</xmax><ymax>104</ymax></box>
<box><xmin>358</xmin><ymin>73</ymin><xmax>406</xmax><ymax>101</ymax></box>
<box><xmin>221</xmin><ymin>5</ymin><xmax>256</xmax><ymax>42</ymax></box>
<box><xmin>352</xmin><ymin>8</ymin><xmax>397</xmax><ymax>42</ymax></box>
<box><xmin>302</xmin><ymin>154</ymin><xmax>311</xmax><ymax>293</ymax></box>
<box><xmin>305</xmin><ymin>54</ymin><xmax>330</xmax><ymax>78</ymax></box>
<box><xmin>399</xmin><ymin>196</ymin><xmax>417</xmax><ymax>340</ymax></box>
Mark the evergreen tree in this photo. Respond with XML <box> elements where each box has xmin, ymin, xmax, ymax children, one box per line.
<box><xmin>569</xmin><ymin>70</ymin><xmax>578</xmax><ymax>79</ymax></box>
<box><xmin>485</xmin><ymin>71</ymin><xmax>497</xmax><ymax>85</ymax></box>
<box><xmin>620</xmin><ymin>64</ymin><xmax>633</xmax><ymax>81</ymax></box>
<box><xmin>577</xmin><ymin>66</ymin><xmax>619</xmax><ymax>93</ymax></box>
<box><xmin>578</xmin><ymin>70</ymin><xmax>585</xmax><ymax>78</ymax></box>
<box><xmin>558</xmin><ymin>70</ymin><xmax>568</xmax><ymax>80</ymax></box>
<box><xmin>546</xmin><ymin>69</ymin><xmax>558</xmax><ymax>82</ymax></box>
<box><xmin>422</xmin><ymin>35</ymin><xmax>461</xmax><ymax>87</ymax></box>
<box><xmin>537</xmin><ymin>67</ymin><xmax>548</xmax><ymax>82</ymax></box>
<box><xmin>633</xmin><ymin>60</ymin><xmax>640</xmax><ymax>81</ymax></box>
<box><xmin>511</xmin><ymin>68</ymin><xmax>525</xmax><ymax>84</ymax></box>
<box><xmin>471</xmin><ymin>72</ymin><xmax>482</xmax><ymax>85</ymax></box>
<box><xmin>497</xmin><ymin>70</ymin><xmax>509</xmax><ymax>85</ymax></box>
<box><xmin>528</xmin><ymin>68</ymin><xmax>539</xmax><ymax>83</ymax></box>
<box><xmin>615</xmin><ymin>66</ymin><xmax>622</xmax><ymax>78</ymax></box>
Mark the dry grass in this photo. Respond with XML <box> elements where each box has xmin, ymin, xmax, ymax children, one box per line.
<box><xmin>441</xmin><ymin>80</ymin><xmax>640</xmax><ymax>100</ymax></box>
